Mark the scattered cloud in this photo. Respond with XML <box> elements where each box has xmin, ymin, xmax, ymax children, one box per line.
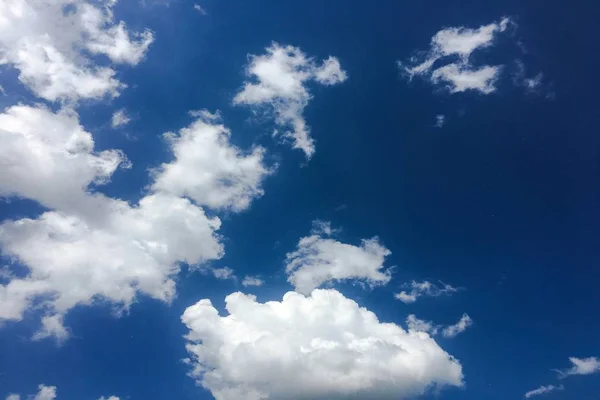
<box><xmin>111</xmin><ymin>109</ymin><xmax>131</xmax><ymax>128</ymax></box>
<box><xmin>151</xmin><ymin>110</ymin><xmax>273</xmax><ymax>212</ymax></box>
<box><xmin>441</xmin><ymin>314</ymin><xmax>473</xmax><ymax>338</ymax></box>
<box><xmin>513</xmin><ymin>60</ymin><xmax>546</xmax><ymax>94</ymax></box>
<box><xmin>4</xmin><ymin>385</ymin><xmax>118</xmax><ymax>400</ymax></box>
<box><xmin>556</xmin><ymin>357</ymin><xmax>600</xmax><ymax>378</ymax></box>
<box><xmin>398</xmin><ymin>18</ymin><xmax>510</xmax><ymax>94</ymax></box>
<box><xmin>182</xmin><ymin>289</ymin><xmax>463</xmax><ymax>400</ymax></box>
<box><xmin>524</xmin><ymin>384</ymin><xmax>564</xmax><ymax>398</ymax></box>
<box><xmin>0</xmin><ymin>0</ymin><xmax>153</xmax><ymax>102</ymax></box>
<box><xmin>241</xmin><ymin>276</ymin><xmax>264</xmax><ymax>287</ymax></box>
<box><xmin>193</xmin><ymin>4</ymin><xmax>207</xmax><ymax>14</ymax></box>
<box><xmin>32</xmin><ymin>314</ymin><xmax>70</xmax><ymax>343</ymax></box>
<box><xmin>285</xmin><ymin>221</ymin><xmax>391</xmax><ymax>294</ymax></box>
<box><xmin>234</xmin><ymin>43</ymin><xmax>347</xmax><ymax>158</ymax></box>
<box><xmin>394</xmin><ymin>280</ymin><xmax>459</xmax><ymax>304</ymax></box>
<box><xmin>211</xmin><ymin>267</ymin><xmax>236</xmax><ymax>280</ymax></box>
<box><xmin>435</xmin><ymin>114</ymin><xmax>445</xmax><ymax>128</ymax></box>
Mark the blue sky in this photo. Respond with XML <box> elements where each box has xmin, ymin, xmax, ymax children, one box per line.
<box><xmin>1</xmin><ymin>0</ymin><xmax>599</xmax><ymax>399</ymax></box>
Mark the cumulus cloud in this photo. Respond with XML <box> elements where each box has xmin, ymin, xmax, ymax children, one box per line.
<box><xmin>241</xmin><ymin>276</ymin><xmax>264</xmax><ymax>287</ymax></box>
<box><xmin>4</xmin><ymin>385</ymin><xmax>117</xmax><ymax>400</ymax></box>
<box><xmin>556</xmin><ymin>357</ymin><xmax>600</xmax><ymax>378</ymax></box>
<box><xmin>233</xmin><ymin>43</ymin><xmax>347</xmax><ymax>158</ymax></box>
<box><xmin>0</xmin><ymin>0</ymin><xmax>153</xmax><ymax>102</ymax></box>
<box><xmin>398</xmin><ymin>18</ymin><xmax>510</xmax><ymax>94</ymax></box>
<box><xmin>0</xmin><ymin>104</ymin><xmax>271</xmax><ymax>339</ymax></box>
<box><xmin>151</xmin><ymin>111</ymin><xmax>272</xmax><ymax>212</ymax></box>
<box><xmin>182</xmin><ymin>289</ymin><xmax>463</xmax><ymax>400</ymax></box>
<box><xmin>441</xmin><ymin>314</ymin><xmax>473</xmax><ymax>338</ymax></box>
<box><xmin>285</xmin><ymin>222</ymin><xmax>391</xmax><ymax>294</ymax></box>
<box><xmin>111</xmin><ymin>109</ymin><xmax>131</xmax><ymax>128</ymax></box>
<box><xmin>524</xmin><ymin>384</ymin><xmax>564</xmax><ymax>398</ymax></box>
<box><xmin>211</xmin><ymin>267</ymin><xmax>236</xmax><ymax>280</ymax></box>
<box><xmin>394</xmin><ymin>280</ymin><xmax>459</xmax><ymax>304</ymax></box>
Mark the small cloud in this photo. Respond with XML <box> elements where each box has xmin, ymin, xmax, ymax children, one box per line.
<box><xmin>211</xmin><ymin>267</ymin><xmax>236</xmax><ymax>280</ymax></box>
<box><xmin>193</xmin><ymin>4</ymin><xmax>207</xmax><ymax>15</ymax></box>
<box><xmin>32</xmin><ymin>314</ymin><xmax>70</xmax><ymax>344</ymax></box>
<box><xmin>441</xmin><ymin>314</ymin><xmax>473</xmax><ymax>338</ymax></box>
<box><xmin>395</xmin><ymin>280</ymin><xmax>460</xmax><ymax>304</ymax></box>
<box><xmin>111</xmin><ymin>109</ymin><xmax>131</xmax><ymax>128</ymax></box>
<box><xmin>524</xmin><ymin>384</ymin><xmax>564</xmax><ymax>398</ymax></box>
<box><xmin>435</xmin><ymin>114</ymin><xmax>445</xmax><ymax>128</ymax></box>
<box><xmin>556</xmin><ymin>357</ymin><xmax>600</xmax><ymax>379</ymax></box>
<box><xmin>241</xmin><ymin>276</ymin><xmax>264</xmax><ymax>287</ymax></box>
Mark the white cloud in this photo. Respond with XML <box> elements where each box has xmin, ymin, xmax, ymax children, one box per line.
<box><xmin>399</xmin><ymin>18</ymin><xmax>510</xmax><ymax>94</ymax></box>
<box><xmin>241</xmin><ymin>276</ymin><xmax>264</xmax><ymax>287</ymax></box>
<box><xmin>441</xmin><ymin>314</ymin><xmax>473</xmax><ymax>338</ymax></box>
<box><xmin>524</xmin><ymin>384</ymin><xmax>564</xmax><ymax>398</ymax></box>
<box><xmin>32</xmin><ymin>314</ymin><xmax>70</xmax><ymax>343</ymax></box>
<box><xmin>556</xmin><ymin>357</ymin><xmax>600</xmax><ymax>378</ymax></box>
<box><xmin>233</xmin><ymin>43</ymin><xmax>347</xmax><ymax>158</ymax></box>
<box><xmin>0</xmin><ymin>105</ymin><xmax>128</xmax><ymax>211</ymax></box>
<box><xmin>151</xmin><ymin>111</ymin><xmax>272</xmax><ymax>212</ymax></box>
<box><xmin>98</xmin><ymin>397</ymin><xmax>120</xmax><ymax>400</ymax></box>
<box><xmin>4</xmin><ymin>385</ymin><xmax>116</xmax><ymax>400</ymax></box>
<box><xmin>193</xmin><ymin>4</ymin><xmax>206</xmax><ymax>14</ymax></box>
<box><xmin>431</xmin><ymin>63</ymin><xmax>500</xmax><ymax>94</ymax></box>
<box><xmin>5</xmin><ymin>395</ymin><xmax>20</xmax><ymax>400</ymax></box>
<box><xmin>111</xmin><ymin>109</ymin><xmax>131</xmax><ymax>128</ymax></box>
<box><xmin>394</xmin><ymin>280</ymin><xmax>459</xmax><ymax>304</ymax></box>
<box><xmin>211</xmin><ymin>267</ymin><xmax>236</xmax><ymax>280</ymax></box>
<box><xmin>285</xmin><ymin>222</ymin><xmax>391</xmax><ymax>294</ymax></box>
<box><xmin>0</xmin><ymin>0</ymin><xmax>153</xmax><ymax>102</ymax></box>
<box><xmin>435</xmin><ymin>114</ymin><xmax>445</xmax><ymax>128</ymax></box>
<box><xmin>182</xmin><ymin>289</ymin><xmax>463</xmax><ymax>400</ymax></box>
<box><xmin>406</xmin><ymin>314</ymin><xmax>439</xmax><ymax>335</ymax></box>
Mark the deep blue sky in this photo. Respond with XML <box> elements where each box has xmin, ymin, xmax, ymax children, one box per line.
<box><xmin>1</xmin><ymin>0</ymin><xmax>599</xmax><ymax>399</ymax></box>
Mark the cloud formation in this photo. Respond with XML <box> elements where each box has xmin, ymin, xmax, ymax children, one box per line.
<box><xmin>395</xmin><ymin>280</ymin><xmax>459</xmax><ymax>304</ymax></box>
<box><xmin>441</xmin><ymin>314</ymin><xmax>473</xmax><ymax>338</ymax></box>
<box><xmin>4</xmin><ymin>385</ymin><xmax>119</xmax><ymax>400</ymax></box>
<box><xmin>111</xmin><ymin>109</ymin><xmax>131</xmax><ymax>128</ymax></box>
<box><xmin>0</xmin><ymin>106</ymin><xmax>271</xmax><ymax>340</ymax></box>
<box><xmin>524</xmin><ymin>384</ymin><xmax>564</xmax><ymax>398</ymax></box>
<box><xmin>241</xmin><ymin>276</ymin><xmax>264</xmax><ymax>287</ymax></box>
<box><xmin>556</xmin><ymin>357</ymin><xmax>600</xmax><ymax>378</ymax></box>
<box><xmin>399</xmin><ymin>18</ymin><xmax>510</xmax><ymax>94</ymax></box>
<box><xmin>182</xmin><ymin>289</ymin><xmax>463</xmax><ymax>400</ymax></box>
<box><xmin>234</xmin><ymin>43</ymin><xmax>347</xmax><ymax>158</ymax></box>
<box><xmin>406</xmin><ymin>313</ymin><xmax>473</xmax><ymax>338</ymax></box>
<box><xmin>0</xmin><ymin>0</ymin><xmax>153</xmax><ymax>102</ymax></box>
<box><xmin>285</xmin><ymin>222</ymin><xmax>391</xmax><ymax>294</ymax></box>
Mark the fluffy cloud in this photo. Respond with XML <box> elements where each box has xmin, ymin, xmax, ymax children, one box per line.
<box><xmin>0</xmin><ymin>103</ymin><xmax>276</xmax><ymax>339</ymax></box>
<box><xmin>0</xmin><ymin>0</ymin><xmax>153</xmax><ymax>102</ymax></box>
<box><xmin>4</xmin><ymin>385</ymin><xmax>117</xmax><ymax>400</ymax></box>
<box><xmin>399</xmin><ymin>18</ymin><xmax>510</xmax><ymax>94</ymax></box>
<box><xmin>285</xmin><ymin>222</ymin><xmax>391</xmax><ymax>294</ymax></box>
<box><xmin>234</xmin><ymin>43</ymin><xmax>347</xmax><ymax>158</ymax></box>
<box><xmin>182</xmin><ymin>289</ymin><xmax>463</xmax><ymax>400</ymax></box>
<box><xmin>241</xmin><ymin>276</ymin><xmax>264</xmax><ymax>287</ymax></box>
<box><xmin>441</xmin><ymin>314</ymin><xmax>473</xmax><ymax>338</ymax></box>
<box><xmin>524</xmin><ymin>384</ymin><xmax>564</xmax><ymax>398</ymax></box>
<box><xmin>0</xmin><ymin>105</ymin><xmax>128</xmax><ymax>211</ymax></box>
<box><xmin>151</xmin><ymin>111</ymin><xmax>272</xmax><ymax>212</ymax></box>
<box><xmin>111</xmin><ymin>109</ymin><xmax>131</xmax><ymax>128</ymax></box>
<box><xmin>556</xmin><ymin>357</ymin><xmax>600</xmax><ymax>378</ymax></box>
<box><xmin>395</xmin><ymin>280</ymin><xmax>459</xmax><ymax>304</ymax></box>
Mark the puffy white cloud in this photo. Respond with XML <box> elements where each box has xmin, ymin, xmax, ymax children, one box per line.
<box><xmin>241</xmin><ymin>276</ymin><xmax>264</xmax><ymax>287</ymax></box>
<box><xmin>151</xmin><ymin>112</ymin><xmax>272</xmax><ymax>212</ymax></box>
<box><xmin>33</xmin><ymin>385</ymin><xmax>56</xmax><ymax>400</ymax></box>
<box><xmin>556</xmin><ymin>357</ymin><xmax>600</xmax><ymax>378</ymax></box>
<box><xmin>441</xmin><ymin>314</ymin><xmax>473</xmax><ymax>338</ymax></box>
<box><xmin>285</xmin><ymin>222</ymin><xmax>391</xmax><ymax>294</ymax></box>
<box><xmin>524</xmin><ymin>384</ymin><xmax>563</xmax><ymax>398</ymax></box>
<box><xmin>0</xmin><ymin>105</ymin><xmax>128</xmax><ymax>211</ymax></box>
<box><xmin>32</xmin><ymin>314</ymin><xmax>70</xmax><ymax>343</ymax></box>
<box><xmin>406</xmin><ymin>314</ymin><xmax>440</xmax><ymax>335</ymax></box>
<box><xmin>399</xmin><ymin>18</ymin><xmax>510</xmax><ymax>94</ymax></box>
<box><xmin>233</xmin><ymin>43</ymin><xmax>347</xmax><ymax>158</ymax></box>
<box><xmin>0</xmin><ymin>0</ymin><xmax>153</xmax><ymax>101</ymax></box>
<box><xmin>182</xmin><ymin>289</ymin><xmax>463</xmax><ymax>400</ymax></box>
<box><xmin>211</xmin><ymin>267</ymin><xmax>236</xmax><ymax>280</ymax></box>
<box><xmin>111</xmin><ymin>109</ymin><xmax>131</xmax><ymax>128</ymax></box>
<box><xmin>394</xmin><ymin>280</ymin><xmax>459</xmax><ymax>304</ymax></box>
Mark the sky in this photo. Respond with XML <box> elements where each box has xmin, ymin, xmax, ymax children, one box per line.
<box><xmin>0</xmin><ymin>0</ymin><xmax>599</xmax><ymax>399</ymax></box>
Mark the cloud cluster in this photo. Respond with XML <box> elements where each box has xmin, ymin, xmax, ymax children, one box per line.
<box><xmin>0</xmin><ymin>106</ymin><xmax>269</xmax><ymax>340</ymax></box>
<box><xmin>0</xmin><ymin>0</ymin><xmax>153</xmax><ymax>102</ymax></box>
<box><xmin>406</xmin><ymin>313</ymin><xmax>473</xmax><ymax>338</ymax></box>
<box><xmin>4</xmin><ymin>385</ymin><xmax>119</xmax><ymax>400</ymax></box>
<box><xmin>285</xmin><ymin>222</ymin><xmax>392</xmax><ymax>294</ymax></box>
<box><xmin>234</xmin><ymin>43</ymin><xmax>347</xmax><ymax>158</ymax></box>
<box><xmin>399</xmin><ymin>18</ymin><xmax>510</xmax><ymax>94</ymax></box>
<box><xmin>182</xmin><ymin>289</ymin><xmax>463</xmax><ymax>400</ymax></box>
<box><xmin>395</xmin><ymin>280</ymin><xmax>459</xmax><ymax>304</ymax></box>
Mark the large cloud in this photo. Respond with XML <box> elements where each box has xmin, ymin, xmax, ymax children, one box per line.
<box><xmin>285</xmin><ymin>222</ymin><xmax>391</xmax><ymax>294</ymax></box>
<box><xmin>0</xmin><ymin>0</ymin><xmax>153</xmax><ymax>101</ymax></box>
<box><xmin>151</xmin><ymin>110</ymin><xmax>272</xmax><ymax>212</ymax></box>
<box><xmin>182</xmin><ymin>289</ymin><xmax>463</xmax><ymax>400</ymax></box>
<box><xmin>234</xmin><ymin>43</ymin><xmax>347</xmax><ymax>159</ymax></box>
<box><xmin>398</xmin><ymin>18</ymin><xmax>510</xmax><ymax>94</ymax></box>
<box><xmin>0</xmin><ymin>106</ymin><xmax>272</xmax><ymax>339</ymax></box>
